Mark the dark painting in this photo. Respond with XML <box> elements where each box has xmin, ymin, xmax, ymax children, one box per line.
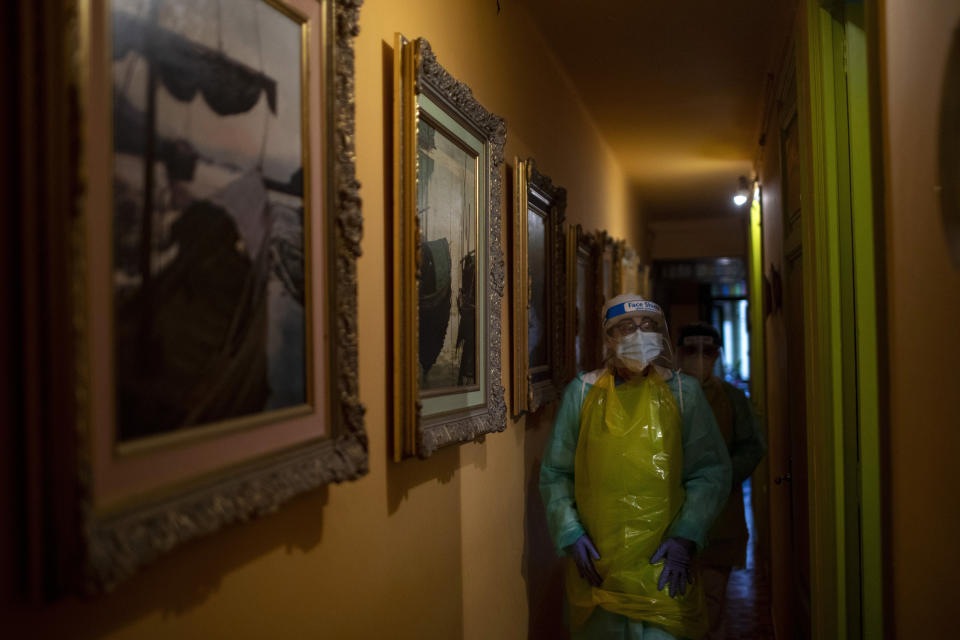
<box><xmin>112</xmin><ymin>0</ymin><xmax>309</xmax><ymax>442</ymax></box>
<box><xmin>527</xmin><ymin>207</ymin><xmax>548</xmax><ymax>368</ymax></box>
<box><xmin>416</xmin><ymin>118</ymin><xmax>480</xmax><ymax>391</ymax></box>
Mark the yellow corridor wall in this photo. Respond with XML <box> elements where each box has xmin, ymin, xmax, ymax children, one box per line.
<box><xmin>9</xmin><ymin>0</ymin><xmax>631</xmax><ymax>638</ymax></box>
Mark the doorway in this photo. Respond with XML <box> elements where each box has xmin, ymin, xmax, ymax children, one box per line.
<box><xmin>757</xmin><ymin>2</ymin><xmax>886</xmax><ymax>638</ymax></box>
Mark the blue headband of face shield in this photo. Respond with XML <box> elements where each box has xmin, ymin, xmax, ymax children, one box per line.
<box><xmin>605</xmin><ymin>300</ymin><xmax>663</xmax><ymax>323</ymax></box>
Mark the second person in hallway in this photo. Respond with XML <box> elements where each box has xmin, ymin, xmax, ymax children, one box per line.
<box><xmin>676</xmin><ymin>322</ymin><xmax>767</xmax><ymax>640</ymax></box>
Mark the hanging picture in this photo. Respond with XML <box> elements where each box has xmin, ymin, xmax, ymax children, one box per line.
<box><xmin>112</xmin><ymin>0</ymin><xmax>312</xmax><ymax>445</ymax></box>
<box><xmin>611</xmin><ymin>238</ymin><xmax>626</xmax><ymax>296</ymax></box>
<box><xmin>511</xmin><ymin>158</ymin><xmax>566</xmax><ymax>415</ymax></box>
<box><xmin>566</xmin><ymin>225</ymin><xmax>601</xmax><ymax>377</ymax></box>
<box><xmin>597</xmin><ymin>232</ymin><xmax>626</xmax><ymax>303</ymax></box>
<box><xmin>621</xmin><ymin>246</ymin><xmax>641</xmax><ymax>296</ymax></box>
<box><xmin>596</xmin><ymin>231</ymin><xmax>613</xmax><ymax>306</ymax></box>
<box><xmin>393</xmin><ymin>35</ymin><xmax>507</xmax><ymax>459</ymax></box>
<box><xmin>591</xmin><ymin>231</ymin><xmax>625</xmax><ymax>363</ymax></box>
<box><xmin>939</xmin><ymin>19</ymin><xmax>960</xmax><ymax>268</ymax></box>
<box><xmin>62</xmin><ymin>0</ymin><xmax>365</xmax><ymax>591</ymax></box>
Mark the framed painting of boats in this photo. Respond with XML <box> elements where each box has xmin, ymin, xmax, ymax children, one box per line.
<box><xmin>511</xmin><ymin>158</ymin><xmax>566</xmax><ymax>416</ymax></box>
<box><xmin>392</xmin><ymin>35</ymin><xmax>507</xmax><ymax>459</ymax></box>
<box><xmin>47</xmin><ymin>0</ymin><xmax>367</xmax><ymax>592</ymax></box>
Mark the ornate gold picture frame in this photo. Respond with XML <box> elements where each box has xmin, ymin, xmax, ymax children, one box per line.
<box><xmin>392</xmin><ymin>35</ymin><xmax>507</xmax><ymax>459</ymax></box>
<box><xmin>59</xmin><ymin>0</ymin><xmax>366</xmax><ymax>592</ymax></box>
<box><xmin>511</xmin><ymin>158</ymin><xmax>567</xmax><ymax>415</ymax></box>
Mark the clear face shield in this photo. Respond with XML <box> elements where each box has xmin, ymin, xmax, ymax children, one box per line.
<box><xmin>677</xmin><ymin>335</ymin><xmax>722</xmax><ymax>383</ymax></box>
<box><xmin>604</xmin><ymin>312</ymin><xmax>674</xmax><ymax>373</ymax></box>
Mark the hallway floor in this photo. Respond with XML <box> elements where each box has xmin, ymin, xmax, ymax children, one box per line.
<box><xmin>722</xmin><ymin>479</ymin><xmax>775</xmax><ymax>639</ymax></box>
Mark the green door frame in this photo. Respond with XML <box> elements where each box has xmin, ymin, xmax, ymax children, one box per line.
<box><xmin>845</xmin><ymin>6</ymin><xmax>885</xmax><ymax>638</ymax></box>
<box><xmin>746</xmin><ymin>183</ymin><xmax>770</xmax><ymax>582</ymax></box>
<box><xmin>797</xmin><ymin>1</ymin><xmax>885</xmax><ymax>638</ymax></box>
<box><xmin>747</xmin><ymin>188</ymin><xmax>766</xmax><ymax>442</ymax></box>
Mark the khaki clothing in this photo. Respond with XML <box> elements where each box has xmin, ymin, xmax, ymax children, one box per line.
<box><xmin>698</xmin><ymin>378</ymin><xmax>766</xmax><ymax>569</ymax></box>
<box><xmin>700</xmin><ymin>566</ymin><xmax>732</xmax><ymax>640</ymax></box>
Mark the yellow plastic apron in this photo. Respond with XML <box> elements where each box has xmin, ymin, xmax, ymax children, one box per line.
<box><xmin>567</xmin><ymin>370</ymin><xmax>708</xmax><ymax>639</ymax></box>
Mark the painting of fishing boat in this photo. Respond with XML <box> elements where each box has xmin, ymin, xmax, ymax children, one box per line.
<box><xmin>416</xmin><ymin>117</ymin><xmax>479</xmax><ymax>393</ymax></box>
<box><xmin>392</xmin><ymin>34</ymin><xmax>506</xmax><ymax>458</ymax></box>
<box><xmin>111</xmin><ymin>0</ymin><xmax>311</xmax><ymax>443</ymax></box>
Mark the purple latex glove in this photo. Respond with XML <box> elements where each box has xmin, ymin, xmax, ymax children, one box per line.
<box><xmin>566</xmin><ymin>534</ymin><xmax>602</xmax><ymax>587</ymax></box>
<box><xmin>650</xmin><ymin>537</ymin><xmax>695</xmax><ymax>598</ymax></box>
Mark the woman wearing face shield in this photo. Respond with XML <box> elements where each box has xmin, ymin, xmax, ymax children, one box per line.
<box><xmin>540</xmin><ymin>294</ymin><xmax>732</xmax><ymax>640</ymax></box>
<box><xmin>676</xmin><ymin>323</ymin><xmax>767</xmax><ymax>640</ymax></box>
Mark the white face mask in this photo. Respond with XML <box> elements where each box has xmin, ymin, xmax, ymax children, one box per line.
<box><xmin>615</xmin><ymin>331</ymin><xmax>663</xmax><ymax>372</ymax></box>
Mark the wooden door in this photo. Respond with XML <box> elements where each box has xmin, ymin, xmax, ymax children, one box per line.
<box><xmin>783</xmin><ymin>241</ymin><xmax>810</xmax><ymax>639</ymax></box>
<box><xmin>770</xmin><ymin>60</ymin><xmax>811</xmax><ymax>640</ymax></box>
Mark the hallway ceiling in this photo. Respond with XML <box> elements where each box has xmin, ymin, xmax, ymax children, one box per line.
<box><xmin>520</xmin><ymin>0</ymin><xmax>797</xmax><ymax>221</ymax></box>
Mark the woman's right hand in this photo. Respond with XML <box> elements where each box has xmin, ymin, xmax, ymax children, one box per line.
<box><xmin>567</xmin><ymin>534</ymin><xmax>602</xmax><ymax>587</ymax></box>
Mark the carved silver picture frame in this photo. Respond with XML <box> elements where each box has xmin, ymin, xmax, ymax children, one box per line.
<box><xmin>65</xmin><ymin>0</ymin><xmax>366</xmax><ymax>593</ymax></box>
<box><xmin>512</xmin><ymin>158</ymin><xmax>567</xmax><ymax>415</ymax></box>
<box><xmin>392</xmin><ymin>34</ymin><xmax>507</xmax><ymax>459</ymax></box>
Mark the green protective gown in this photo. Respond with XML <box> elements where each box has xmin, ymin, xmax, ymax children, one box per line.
<box><xmin>539</xmin><ymin>367</ymin><xmax>732</xmax><ymax>640</ymax></box>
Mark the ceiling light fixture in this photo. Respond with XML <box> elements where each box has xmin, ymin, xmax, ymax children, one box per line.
<box><xmin>732</xmin><ymin>175</ymin><xmax>750</xmax><ymax>207</ymax></box>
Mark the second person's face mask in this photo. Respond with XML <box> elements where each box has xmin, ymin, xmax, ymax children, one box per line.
<box><xmin>616</xmin><ymin>330</ymin><xmax>663</xmax><ymax>372</ymax></box>
<box><xmin>679</xmin><ymin>354</ymin><xmax>709</xmax><ymax>383</ymax></box>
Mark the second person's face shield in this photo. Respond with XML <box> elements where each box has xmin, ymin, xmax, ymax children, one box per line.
<box><xmin>677</xmin><ymin>335</ymin><xmax>721</xmax><ymax>383</ymax></box>
<box><xmin>605</xmin><ymin>312</ymin><xmax>674</xmax><ymax>373</ymax></box>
